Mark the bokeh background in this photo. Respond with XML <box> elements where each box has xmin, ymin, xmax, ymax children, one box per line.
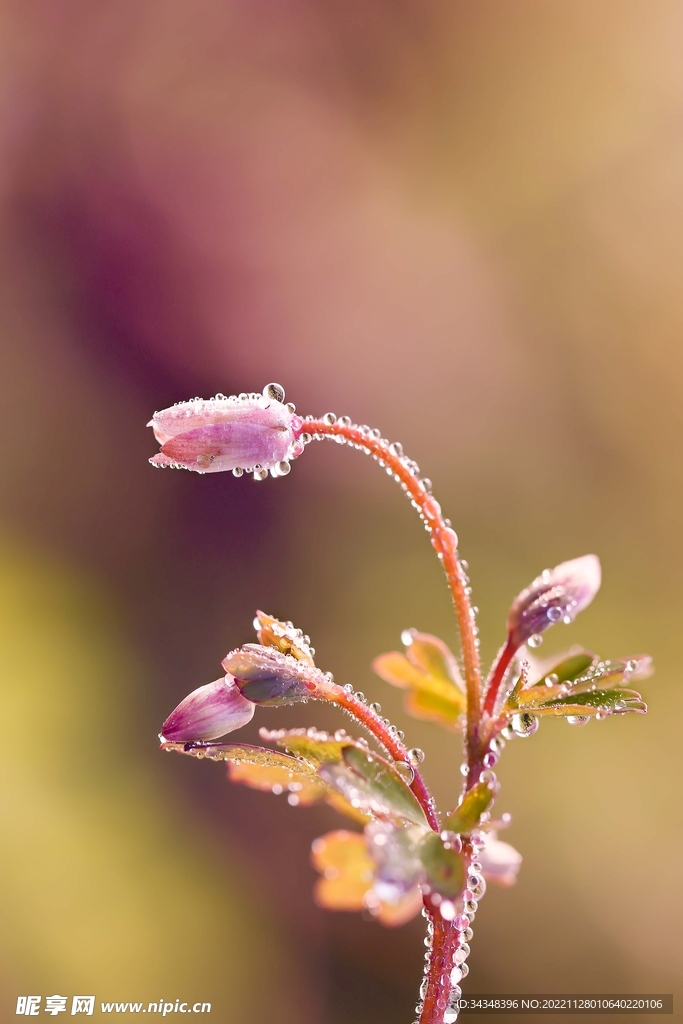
<box><xmin>0</xmin><ymin>1</ymin><xmax>680</xmax><ymax>1021</ymax></box>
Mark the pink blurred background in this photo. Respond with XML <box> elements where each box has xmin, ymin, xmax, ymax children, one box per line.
<box><xmin>0</xmin><ymin>1</ymin><xmax>680</xmax><ymax>1021</ymax></box>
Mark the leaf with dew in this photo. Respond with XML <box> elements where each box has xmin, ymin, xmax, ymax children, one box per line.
<box><xmin>319</xmin><ymin>746</ymin><xmax>428</xmax><ymax>827</ymax></box>
<box><xmin>442</xmin><ymin>782</ymin><xmax>495</xmax><ymax>834</ymax></box>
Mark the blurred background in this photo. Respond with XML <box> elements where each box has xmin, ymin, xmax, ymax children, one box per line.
<box><xmin>0</xmin><ymin>1</ymin><xmax>680</xmax><ymax>1021</ymax></box>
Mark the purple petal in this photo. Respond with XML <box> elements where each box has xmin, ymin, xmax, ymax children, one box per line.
<box><xmin>507</xmin><ymin>555</ymin><xmax>601</xmax><ymax>650</ymax></box>
<box><xmin>147</xmin><ymin>391</ymin><xmax>303</xmax><ymax>474</ymax></box>
<box><xmin>161</xmin><ymin>676</ymin><xmax>255</xmax><ymax>742</ymax></box>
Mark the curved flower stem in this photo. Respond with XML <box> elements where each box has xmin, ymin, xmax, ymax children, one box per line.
<box><xmin>330</xmin><ymin>687</ymin><xmax>439</xmax><ymax>831</ymax></box>
<box><xmin>304</xmin><ymin>418</ymin><xmax>483</xmax><ymax>766</ymax></box>
<box><xmin>482</xmin><ymin>639</ymin><xmax>515</xmax><ymax>718</ymax></box>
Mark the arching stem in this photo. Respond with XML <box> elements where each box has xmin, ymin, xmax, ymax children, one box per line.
<box><xmin>303</xmin><ymin>418</ymin><xmax>483</xmax><ymax>767</ymax></box>
<box><xmin>331</xmin><ymin>688</ymin><xmax>439</xmax><ymax>831</ymax></box>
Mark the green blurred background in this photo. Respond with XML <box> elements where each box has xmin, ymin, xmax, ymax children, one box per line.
<box><xmin>0</xmin><ymin>1</ymin><xmax>680</xmax><ymax>1021</ymax></box>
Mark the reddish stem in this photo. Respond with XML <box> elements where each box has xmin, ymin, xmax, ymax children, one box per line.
<box><xmin>482</xmin><ymin>639</ymin><xmax>515</xmax><ymax>717</ymax></box>
<box><xmin>304</xmin><ymin>418</ymin><xmax>483</xmax><ymax>765</ymax></box>
<box><xmin>419</xmin><ymin>911</ymin><xmax>460</xmax><ymax>1024</ymax></box>
<box><xmin>332</xmin><ymin>688</ymin><xmax>439</xmax><ymax>831</ymax></box>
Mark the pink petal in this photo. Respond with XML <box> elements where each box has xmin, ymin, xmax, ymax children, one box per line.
<box><xmin>147</xmin><ymin>391</ymin><xmax>302</xmax><ymax>474</ymax></box>
<box><xmin>478</xmin><ymin>834</ymin><xmax>522</xmax><ymax>888</ymax></box>
<box><xmin>161</xmin><ymin>676</ymin><xmax>255</xmax><ymax>742</ymax></box>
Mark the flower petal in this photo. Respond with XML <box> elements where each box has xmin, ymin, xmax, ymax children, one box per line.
<box><xmin>478</xmin><ymin>833</ymin><xmax>522</xmax><ymax>887</ymax></box>
<box><xmin>507</xmin><ymin>555</ymin><xmax>602</xmax><ymax>650</ymax></box>
<box><xmin>148</xmin><ymin>390</ymin><xmax>302</xmax><ymax>474</ymax></box>
<box><xmin>160</xmin><ymin>676</ymin><xmax>254</xmax><ymax>742</ymax></box>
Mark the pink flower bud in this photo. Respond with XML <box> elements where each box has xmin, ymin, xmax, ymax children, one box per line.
<box><xmin>160</xmin><ymin>676</ymin><xmax>255</xmax><ymax>742</ymax></box>
<box><xmin>148</xmin><ymin>385</ymin><xmax>303</xmax><ymax>475</ymax></box>
<box><xmin>506</xmin><ymin>554</ymin><xmax>601</xmax><ymax>651</ymax></box>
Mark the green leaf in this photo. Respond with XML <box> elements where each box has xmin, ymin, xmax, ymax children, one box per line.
<box><xmin>530</xmin><ymin>687</ymin><xmax>647</xmax><ymax>717</ymax></box>
<box><xmin>418</xmin><ymin>832</ymin><xmax>465</xmax><ymax>898</ymax></box>
<box><xmin>530</xmin><ymin>652</ymin><xmax>596</xmax><ymax>687</ymax></box>
<box><xmin>269</xmin><ymin>728</ymin><xmax>349</xmax><ymax>765</ymax></box>
<box><xmin>442</xmin><ymin>782</ymin><xmax>494</xmax><ymax>833</ymax></box>
<box><xmin>319</xmin><ymin>746</ymin><xmax>428</xmax><ymax>827</ymax></box>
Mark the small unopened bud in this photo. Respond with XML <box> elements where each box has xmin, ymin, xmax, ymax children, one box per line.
<box><xmin>223</xmin><ymin>643</ymin><xmax>334</xmax><ymax>705</ymax></box>
<box><xmin>148</xmin><ymin>388</ymin><xmax>302</xmax><ymax>475</ymax></box>
<box><xmin>506</xmin><ymin>555</ymin><xmax>601</xmax><ymax>651</ymax></box>
<box><xmin>160</xmin><ymin>676</ymin><xmax>255</xmax><ymax>742</ymax></box>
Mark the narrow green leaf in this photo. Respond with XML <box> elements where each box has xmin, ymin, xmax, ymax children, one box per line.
<box><xmin>531</xmin><ymin>687</ymin><xmax>647</xmax><ymax>717</ymax></box>
<box><xmin>442</xmin><ymin>782</ymin><xmax>494</xmax><ymax>833</ymax></box>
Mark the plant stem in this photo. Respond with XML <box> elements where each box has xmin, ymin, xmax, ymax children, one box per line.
<box><xmin>304</xmin><ymin>418</ymin><xmax>483</xmax><ymax>765</ymax></box>
<box><xmin>482</xmin><ymin>639</ymin><xmax>515</xmax><ymax>717</ymax></box>
<box><xmin>419</xmin><ymin>910</ymin><xmax>461</xmax><ymax>1024</ymax></box>
<box><xmin>331</xmin><ymin>687</ymin><xmax>439</xmax><ymax>831</ymax></box>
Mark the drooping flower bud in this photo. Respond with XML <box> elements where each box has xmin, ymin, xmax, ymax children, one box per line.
<box><xmin>223</xmin><ymin>643</ymin><xmax>336</xmax><ymax>705</ymax></box>
<box><xmin>160</xmin><ymin>676</ymin><xmax>255</xmax><ymax>742</ymax></box>
<box><xmin>506</xmin><ymin>554</ymin><xmax>601</xmax><ymax>651</ymax></box>
<box><xmin>148</xmin><ymin>385</ymin><xmax>304</xmax><ymax>475</ymax></box>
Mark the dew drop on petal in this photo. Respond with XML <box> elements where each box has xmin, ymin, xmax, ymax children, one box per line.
<box><xmin>263</xmin><ymin>383</ymin><xmax>286</xmax><ymax>403</ymax></box>
<box><xmin>527</xmin><ymin>634</ymin><xmax>543</xmax><ymax>648</ymax></box>
<box><xmin>567</xmin><ymin>715</ymin><xmax>590</xmax><ymax>726</ymax></box>
<box><xmin>547</xmin><ymin>606</ymin><xmax>564</xmax><ymax>622</ymax></box>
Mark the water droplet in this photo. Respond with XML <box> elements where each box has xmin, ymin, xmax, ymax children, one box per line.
<box><xmin>263</xmin><ymin>383</ymin><xmax>285</xmax><ymax>403</ymax></box>
<box><xmin>424</xmin><ymin>934</ymin><xmax>433</xmax><ymax>947</ymax></box>
<box><xmin>276</xmin><ymin>460</ymin><xmax>291</xmax><ymax>476</ymax></box>
<box><xmin>567</xmin><ymin>715</ymin><xmax>590</xmax><ymax>726</ymax></box>
<box><xmin>395</xmin><ymin>761</ymin><xmax>415</xmax><ymax>785</ymax></box>
<box><xmin>483</xmin><ymin>751</ymin><xmax>498</xmax><ymax>767</ymax></box>
<box><xmin>232</xmin><ymin>466</ymin><xmax>244</xmax><ymax>477</ymax></box>
<box><xmin>453</xmin><ymin>942</ymin><xmax>470</xmax><ymax>964</ymax></box>
<box><xmin>253</xmin><ymin>467</ymin><xmax>269</xmax><ymax>481</ymax></box>
<box><xmin>419</xmin><ymin>980</ymin><xmax>429</xmax><ymax>999</ymax></box>
<box><xmin>389</xmin><ymin>441</ymin><xmax>403</xmax><ymax>457</ymax></box>
<box><xmin>459</xmin><ymin>762</ymin><xmax>469</xmax><ymax>776</ymax></box>
<box><xmin>466</xmin><ymin>875</ymin><xmax>486</xmax><ymax>900</ymax></box>
<box><xmin>401</xmin><ymin>628</ymin><xmax>416</xmax><ymax>646</ymax></box>
<box><xmin>511</xmin><ymin>712</ymin><xmax>539</xmax><ymax>737</ymax></box>
<box><xmin>407</xmin><ymin>747</ymin><xmax>425</xmax><ymax>766</ymax></box>
<box><xmin>287</xmin><ymin>793</ymin><xmax>300</xmax><ymax>806</ymax></box>
<box><xmin>527</xmin><ymin>634</ymin><xmax>543</xmax><ymax>648</ymax></box>
<box><xmin>369</xmin><ymin>702</ymin><xmax>382</xmax><ymax>713</ymax></box>
<box><xmin>343</xmin><ymin>683</ymin><xmax>353</xmax><ymax>693</ymax></box>
<box><xmin>322</xmin><ymin>412</ymin><xmax>337</xmax><ymax>425</ymax></box>
<box><xmin>547</xmin><ymin>606</ymin><xmax>563</xmax><ymax>622</ymax></box>
<box><xmin>454</xmin><ymin>914</ymin><xmax>470</xmax><ymax>932</ymax></box>
<box><xmin>354</xmin><ymin>691</ymin><xmax>366</xmax><ymax>703</ymax></box>
<box><xmin>478</xmin><ymin>769</ymin><xmax>497</xmax><ymax>787</ymax></box>
<box><xmin>545</xmin><ymin>672</ymin><xmax>559</xmax><ymax>687</ymax></box>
